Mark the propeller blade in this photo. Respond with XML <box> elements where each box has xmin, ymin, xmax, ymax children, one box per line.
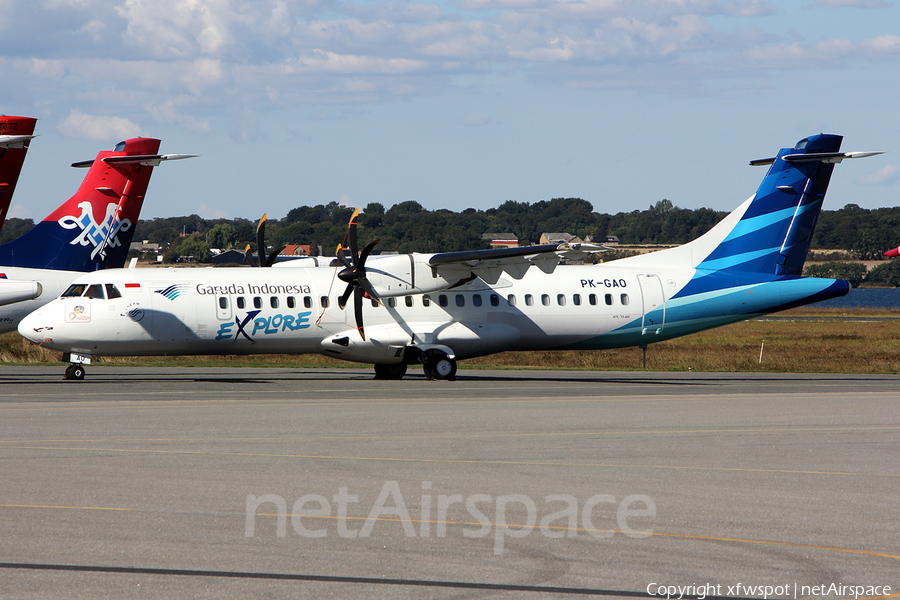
<box><xmin>256</xmin><ymin>214</ymin><xmax>268</xmax><ymax>268</ymax></box>
<box><xmin>265</xmin><ymin>246</ymin><xmax>287</xmax><ymax>267</ymax></box>
<box><xmin>358</xmin><ymin>239</ymin><xmax>380</xmax><ymax>266</ymax></box>
<box><xmin>358</xmin><ymin>276</ymin><xmax>379</xmax><ymax>302</ymax></box>
<box><xmin>347</xmin><ymin>208</ymin><xmax>360</xmax><ymax>264</ymax></box>
<box><xmin>244</xmin><ymin>243</ymin><xmax>259</xmax><ymax>267</ymax></box>
<box><xmin>339</xmin><ymin>283</ymin><xmax>354</xmax><ymax>309</ymax></box>
<box><xmin>336</xmin><ymin>244</ymin><xmax>353</xmax><ymax>269</ymax></box>
<box><xmin>353</xmin><ymin>286</ymin><xmax>365</xmax><ymax>341</ymax></box>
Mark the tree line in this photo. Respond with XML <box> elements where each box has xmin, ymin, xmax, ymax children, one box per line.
<box><xmin>1</xmin><ymin>198</ymin><xmax>898</xmax><ymax>268</ymax></box>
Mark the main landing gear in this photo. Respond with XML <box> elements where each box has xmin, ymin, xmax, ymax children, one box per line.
<box><xmin>64</xmin><ymin>364</ymin><xmax>86</xmax><ymax>381</ymax></box>
<box><xmin>373</xmin><ymin>363</ymin><xmax>408</xmax><ymax>380</ymax></box>
<box><xmin>372</xmin><ymin>349</ymin><xmax>458</xmax><ymax>381</ymax></box>
<box><xmin>422</xmin><ymin>350</ymin><xmax>457</xmax><ymax>381</ymax></box>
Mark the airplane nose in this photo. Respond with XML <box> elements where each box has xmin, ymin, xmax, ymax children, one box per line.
<box><xmin>17</xmin><ymin>308</ymin><xmax>47</xmax><ymax>344</ymax></box>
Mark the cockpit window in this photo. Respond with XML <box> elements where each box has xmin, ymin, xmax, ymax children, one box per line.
<box><xmin>115</xmin><ymin>141</ymin><xmax>127</xmax><ymax>152</ymax></box>
<box><xmin>84</xmin><ymin>284</ymin><xmax>106</xmax><ymax>300</ymax></box>
<box><xmin>62</xmin><ymin>283</ymin><xmax>88</xmax><ymax>298</ymax></box>
<box><xmin>106</xmin><ymin>284</ymin><xmax>123</xmax><ymax>299</ymax></box>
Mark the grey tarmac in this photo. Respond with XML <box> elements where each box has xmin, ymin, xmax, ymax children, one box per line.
<box><xmin>0</xmin><ymin>367</ymin><xmax>897</xmax><ymax>599</ymax></box>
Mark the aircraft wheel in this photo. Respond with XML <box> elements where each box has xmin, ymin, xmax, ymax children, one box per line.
<box><xmin>424</xmin><ymin>352</ymin><xmax>457</xmax><ymax>381</ymax></box>
<box><xmin>374</xmin><ymin>363</ymin><xmax>407</xmax><ymax>380</ymax></box>
<box><xmin>65</xmin><ymin>364</ymin><xmax>86</xmax><ymax>381</ymax></box>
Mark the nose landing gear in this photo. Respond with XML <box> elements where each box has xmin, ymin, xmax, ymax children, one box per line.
<box><xmin>64</xmin><ymin>364</ymin><xmax>86</xmax><ymax>381</ymax></box>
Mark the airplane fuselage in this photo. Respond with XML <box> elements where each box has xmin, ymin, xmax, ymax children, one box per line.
<box><xmin>18</xmin><ymin>260</ymin><xmax>848</xmax><ymax>365</ymax></box>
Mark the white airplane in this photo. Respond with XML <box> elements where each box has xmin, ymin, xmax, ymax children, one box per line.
<box><xmin>18</xmin><ymin>134</ymin><xmax>882</xmax><ymax>381</ymax></box>
<box><xmin>0</xmin><ymin>138</ymin><xmax>195</xmax><ymax>330</ymax></box>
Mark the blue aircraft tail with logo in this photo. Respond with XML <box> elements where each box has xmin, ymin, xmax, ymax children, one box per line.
<box><xmin>616</xmin><ymin>134</ymin><xmax>882</xmax><ymax>339</ymax></box>
<box><xmin>0</xmin><ymin>138</ymin><xmax>194</xmax><ymax>272</ymax></box>
<box><xmin>692</xmin><ymin>133</ymin><xmax>847</xmax><ymax>276</ymax></box>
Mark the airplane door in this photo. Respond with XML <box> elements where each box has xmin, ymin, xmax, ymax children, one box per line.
<box><xmin>216</xmin><ymin>294</ymin><xmax>232</xmax><ymax>320</ymax></box>
<box><xmin>638</xmin><ymin>274</ymin><xmax>666</xmax><ymax>335</ymax></box>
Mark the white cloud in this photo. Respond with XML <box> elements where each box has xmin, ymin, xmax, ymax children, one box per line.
<box><xmin>6</xmin><ymin>204</ymin><xmax>32</xmax><ymax>220</ymax></box>
<box><xmin>858</xmin><ymin>165</ymin><xmax>900</xmax><ymax>185</ymax></box>
<box><xmin>462</xmin><ymin>114</ymin><xmax>492</xmax><ymax>125</ymax></box>
<box><xmin>198</xmin><ymin>203</ymin><xmax>228</xmax><ymax>219</ymax></box>
<box><xmin>57</xmin><ymin>109</ymin><xmax>145</xmax><ymax>142</ymax></box>
<box><xmin>861</xmin><ymin>34</ymin><xmax>900</xmax><ymax>54</ymax></box>
<box><xmin>816</xmin><ymin>0</ymin><xmax>893</xmax><ymax>7</ymax></box>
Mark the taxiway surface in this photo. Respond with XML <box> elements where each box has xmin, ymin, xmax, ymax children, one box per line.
<box><xmin>1</xmin><ymin>367</ymin><xmax>898</xmax><ymax>599</ymax></box>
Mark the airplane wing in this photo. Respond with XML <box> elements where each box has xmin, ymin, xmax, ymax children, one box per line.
<box><xmin>427</xmin><ymin>242</ymin><xmax>609</xmax><ymax>284</ymax></box>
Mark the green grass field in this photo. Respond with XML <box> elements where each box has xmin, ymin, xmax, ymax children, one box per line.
<box><xmin>3</xmin><ymin>307</ymin><xmax>899</xmax><ymax>373</ymax></box>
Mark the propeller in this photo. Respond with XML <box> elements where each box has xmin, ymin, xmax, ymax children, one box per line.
<box><xmin>336</xmin><ymin>208</ymin><xmax>380</xmax><ymax>341</ymax></box>
<box><xmin>245</xmin><ymin>213</ymin><xmax>286</xmax><ymax>267</ymax></box>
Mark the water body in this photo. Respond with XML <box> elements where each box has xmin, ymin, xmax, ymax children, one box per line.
<box><xmin>815</xmin><ymin>288</ymin><xmax>900</xmax><ymax>309</ymax></box>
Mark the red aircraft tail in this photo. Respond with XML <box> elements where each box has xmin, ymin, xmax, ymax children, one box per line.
<box><xmin>0</xmin><ymin>138</ymin><xmax>195</xmax><ymax>271</ymax></box>
<box><xmin>0</xmin><ymin>116</ymin><xmax>38</xmax><ymax>235</ymax></box>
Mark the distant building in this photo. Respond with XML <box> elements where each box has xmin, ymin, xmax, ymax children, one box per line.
<box><xmin>481</xmin><ymin>233</ymin><xmax>518</xmax><ymax>248</ymax></box>
<box><xmin>209</xmin><ymin>249</ymin><xmax>247</xmax><ymax>265</ymax></box>
<box><xmin>281</xmin><ymin>244</ymin><xmax>311</xmax><ymax>256</ymax></box>
<box><xmin>540</xmin><ymin>232</ymin><xmax>583</xmax><ymax>245</ymax></box>
<box><xmin>586</xmin><ymin>234</ymin><xmax>619</xmax><ymax>245</ymax></box>
<box><xmin>129</xmin><ymin>241</ymin><xmax>160</xmax><ymax>253</ymax></box>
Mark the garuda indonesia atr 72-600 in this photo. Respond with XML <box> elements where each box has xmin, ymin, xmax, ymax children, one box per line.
<box><xmin>19</xmin><ymin>134</ymin><xmax>881</xmax><ymax>380</ymax></box>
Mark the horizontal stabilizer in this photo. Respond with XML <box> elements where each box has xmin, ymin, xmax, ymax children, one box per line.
<box><xmin>72</xmin><ymin>154</ymin><xmax>198</xmax><ymax>168</ymax></box>
<box><xmin>752</xmin><ymin>151</ymin><xmax>883</xmax><ymax>166</ymax></box>
<box><xmin>0</xmin><ymin>134</ymin><xmax>37</xmax><ymax>149</ymax></box>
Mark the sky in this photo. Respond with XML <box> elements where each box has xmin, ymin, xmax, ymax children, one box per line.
<box><xmin>2</xmin><ymin>0</ymin><xmax>899</xmax><ymax>223</ymax></box>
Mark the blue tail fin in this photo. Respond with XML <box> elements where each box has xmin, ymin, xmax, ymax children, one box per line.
<box><xmin>695</xmin><ymin>134</ymin><xmax>843</xmax><ymax>276</ymax></box>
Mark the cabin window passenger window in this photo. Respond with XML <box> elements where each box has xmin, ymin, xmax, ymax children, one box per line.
<box><xmin>106</xmin><ymin>284</ymin><xmax>123</xmax><ymax>299</ymax></box>
<box><xmin>388</xmin><ymin>298</ymin><xmax>396</xmax><ymax>308</ymax></box>
<box><xmin>542</xmin><ymin>294</ymin><xmax>550</xmax><ymax>306</ymax></box>
<box><xmin>270</xmin><ymin>296</ymin><xmax>279</xmax><ymax>309</ymax></box>
<box><xmin>219</xmin><ymin>297</ymin><xmax>228</xmax><ymax>309</ymax></box>
<box><xmin>589</xmin><ymin>294</ymin><xmax>597</xmax><ymax>306</ymax></box>
<box><xmin>62</xmin><ymin>284</ymin><xmax>87</xmax><ymax>298</ymax></box>
<box><xmin>473</xmin><ymin>294</ymin><xmax>482</xmax><ymax>307</ymax></box>
<box><xmin>237</xmin><ymin>297</ymin><xmax>246</xmax><ymax>309</ymax></box>
<box><xmin>507</xmin><ymin>294</ymin><xmax>516</xmax><ymax>306</ymax></box>
<box><xmin>490</xmin><ymin>294</ymin><xmax>499</xmax><ymax>307</ymax></box>
<box><xmin>321</xmin><ymin>296</ymin><xmax>329</xmax><ymax>308</ymax></box>
<box><xmin>573</xmin><ymin>294</ymin><xmax>581</xmax><ymax>306</ymax></box>
<box><xmin>85</xmin><ymin>284</ymin><xmax>105</xmax><ymax>299</ymax></box>
<box><xmin>253</xmin><ymin>297</ymin><xmax>262</xmax><ymax>309</ymax></box>
<box><xmin>371</xmin><ymin>298</ymin><xmax>379</xmax><ymax>308</ymax></box>
<box><xmin>304</xmin><ymin>296</ymin><xmax>312</xmax><ymax>309</ymax></box>
<box><xmin>605</xmin><ymin>293</ymin><xmax>613</xmax><ymax>306</ymax></box>
<box><xmin>423</xmin><ymin>295</ymin><xmax>431</xmax><ymax>307</ymax></box>
<box><xmin>439</xmin><ymin>295</ymin><xmax>448</xmax><ymax>307</ymax></box>
<box><xmin>557</xmin><ymin>294</ymin><xmax>566</xmax><ymax>306</ymax></box>
<box><xmin>456</xmin><ymin>294</ymin><xmax>465</xmax><ymax>307</ymax></box>
<box><xmin>621</xmin><ymin>294</ymin><xmax>629</xmax><ymax>306</ymax></box>
<box><xmin>405</xmin><ymin>296</ymin><xmax>413</xmax><ymax>307</ymax></box>
<box><xmin>525</xmin><ymin>294</ymin><xmax>533</xmax><ymax>306</ymax></box>
<box><xmin>338</xmin><ymin>296</ymin><xmax>347</xmax><ymax>310</ymax></box>
<box><xmin>287</xmin><ymin>296</ymin><xmax>295</xmax><ymax>309</ymax></box>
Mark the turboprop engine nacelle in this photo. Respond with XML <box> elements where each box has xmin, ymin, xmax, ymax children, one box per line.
<box><xmin>0</xmin><ymin>280</ymin><xmax>42</xmax><ymax>307</ymax></box>
<box><xmin>363</xmin><ymin>254</ymin><xmax>470</xmax><ymax>298</ymax></box>
<box><xmin>321</xmin><ymin>324</ymin><xmax>410</xmax><ymax>364</ymax></box>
